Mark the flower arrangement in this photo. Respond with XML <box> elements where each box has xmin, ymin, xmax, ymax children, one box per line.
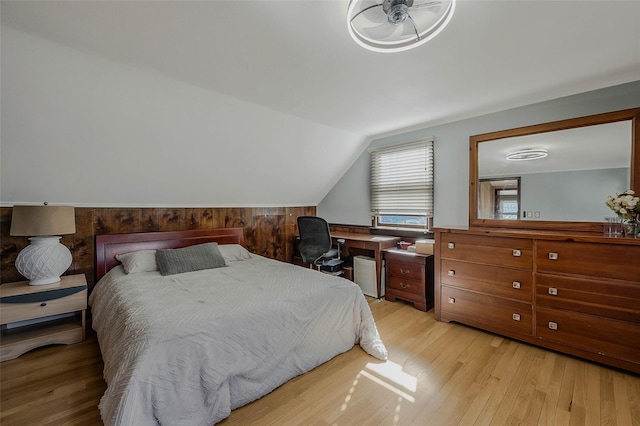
<box><xmin>606</xmin><ymin>189</ymin><xmax>639</xmax><ymax>219</ymax></box>
<box><xmin>606</xmin><ymin>189</ymin><xmax>639</xmax><ymax>236</ymax></box>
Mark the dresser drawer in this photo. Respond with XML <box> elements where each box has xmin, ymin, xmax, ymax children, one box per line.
<box><xmin>387</xmin><ymin>259</ymin><xmax>425</xmax><ymax>282</ymax></box>
<box><xmin>1</xmin><ymin>287</ymin><xmax>87</xmax><ymax>324</ymax></box>
<box><xmin>537</xmin><ymin>307</ymin><xmax>640</xmax><ymax>365</ymax></box>
<box><xmin>441</xmin><ymin>286</ymin><xmax>532</xmax><ymax>335</ymax></box>
<box><xmin>537</xmin><ymin>241</ymin><xmax>640</xmax><ymax>282</ymax></box>
<box><xmin>536</xmin><ymin>273</ymin><xmax>640</xmax><ymax>323</ymax></box>
<box><xmin>440</xmin><ymin>233</ymin><xmax>533</xmax><ymax>269</ymax></box>
<box><xmin>387</xmin><ymin>276</ymin><xmax>424</xmax><ymax>296</ymax></box>
<box><xmin>441</xmin><ymin>259</ymin><xmax>532</xmax><ymax>302</ymax></box>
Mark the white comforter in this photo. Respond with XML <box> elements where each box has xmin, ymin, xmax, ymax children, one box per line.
<box><xmin>89</xmin><ymin>253</ymin><xmax>387</xmax><ymax>425</ymax></box>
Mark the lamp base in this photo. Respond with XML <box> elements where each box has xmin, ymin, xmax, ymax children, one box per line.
<box><xmin>27</xmin><ymin>276</ymin><xmax>63</xmax><ymax>286</ymax></box>
<box><xmin>15</xmin><ymin>236</ymin><xmax>72</xmax><ymax>285</ymax></box>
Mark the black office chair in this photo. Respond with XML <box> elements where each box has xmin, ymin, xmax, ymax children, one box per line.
<box><xmin>297</xmin><ymin>216</ymin><xmax>344</xmax><ymax>271</ymax></box>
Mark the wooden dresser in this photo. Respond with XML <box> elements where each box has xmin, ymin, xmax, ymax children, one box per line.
<box><xmin>434</xmin><ymin>228</ymin><xmax>640</xmax><ymax>374</ymax></box>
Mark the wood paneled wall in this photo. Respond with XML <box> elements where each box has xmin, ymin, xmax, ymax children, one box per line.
<box><xmin>0</xmin><ymin>206</ymin><xmax>315</xmax><ymax>289</ymax></box>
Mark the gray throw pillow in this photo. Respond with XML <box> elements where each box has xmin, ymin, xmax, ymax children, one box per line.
<box><xmin>156</xmin><ymin>242</ymin><xmax>227</xmax><ymax>276</ymax></box>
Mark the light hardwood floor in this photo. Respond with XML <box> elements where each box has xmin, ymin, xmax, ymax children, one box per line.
<box><xmin>1</xmin><ymin>298</ymin><xmax>639</xmax><ymax>425</ymax></box>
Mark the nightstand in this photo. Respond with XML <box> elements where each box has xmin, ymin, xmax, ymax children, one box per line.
<box><xmin>384</xmin><ymin>249</ymin><xmax>434</xmax><ymax>312</ymax></box>
<box><xmin>0</xmin><ymin>274</ymin><xmax>87</xmax><ymax>362</ymax></box>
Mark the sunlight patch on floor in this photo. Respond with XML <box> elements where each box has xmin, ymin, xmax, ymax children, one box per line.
<box><xmin>337</xmin><ymin>359</ymin><xmax>418</xmax><ymax>426</ymax></box>
<box><xmin>359</xmin><ymin>370</ymin><xmax>416</xmax><ymax>403</ymax></box>
<box><xmin>365</xmin><ymin>360</ymin><xmax>418</xmax><ymax>393</ymax></box>
<box><xmin>340</xmin><ymin>375</ymin><xmax>361</xmax><ymax>411</ymax></box>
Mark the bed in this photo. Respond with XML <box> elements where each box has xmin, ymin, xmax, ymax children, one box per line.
<box><xmin>90</xmin><ymin>228</ymin><xmax>388</xmax><ymax>425</ymax></box>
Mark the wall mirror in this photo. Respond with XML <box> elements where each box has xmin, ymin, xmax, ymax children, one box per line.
<box><xmin>470</xmin><ymin>108</ymin><xmax>640</xmax><ymax>231</ymax></box>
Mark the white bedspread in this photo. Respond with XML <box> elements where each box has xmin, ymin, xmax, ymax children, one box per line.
<box><xmin>89</xmin><ymin>254</ymin><xmax>387</xmax><ymax>425</ymax></box>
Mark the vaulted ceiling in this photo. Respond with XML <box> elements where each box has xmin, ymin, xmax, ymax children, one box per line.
<box><xmin>1</xmin><ymin>1</ymin><xmax>639</xmax><ymax>208</ymax></box>
<box><xmin>3</xmin><ymin>0</ymin><xmax>639</xmax><ymax>137</ymax></box>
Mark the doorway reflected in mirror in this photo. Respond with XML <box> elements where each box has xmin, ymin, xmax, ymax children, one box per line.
<box><xmin>478</xmin><ymin>178</ymin><xmax>520</xmax><ymax>220</ymax></box>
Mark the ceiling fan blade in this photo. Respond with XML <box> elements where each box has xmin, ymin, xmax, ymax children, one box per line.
<box><xmin>350</xmin><ymin>3</ymin><xmax>387</xmax><ymax>25</ymax></box>
<box><xmin>405</xmin><ymin>15</ymin><xmax>420</xmax><ymax>39</ymax></box>
<box><xmin>408</xmin><ymin>1</ymin><xmax>442</xmax><ymax>11</ymax></box>
<box><xmin>362</xmin><ymin>20</ymin><xmax>400</xmax><ymax>40</ymax></box>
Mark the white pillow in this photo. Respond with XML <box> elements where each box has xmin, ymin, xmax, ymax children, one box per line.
<box><xmin>115</xmin><ymin>250</ymin><xmax>158</xmax><ymax>274</ymax></box>
<box><xmin>218</xmin><ymin>244</ymin><xmax>252</xmax><ymax>261</ymax></box>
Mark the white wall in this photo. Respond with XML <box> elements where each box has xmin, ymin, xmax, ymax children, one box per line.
<box><xmin>318</xmin><ymin>81</ymin><xmax>640</xmax><ymax>228</ymax></box>
<box><xmin>0</xmin><ymin>27</ymin><xmax>369</xmax><ymax>207</ymax></box>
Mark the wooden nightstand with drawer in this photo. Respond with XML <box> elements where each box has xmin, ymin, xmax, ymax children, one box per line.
<box><xmin>384</xmin><ymin>249</ymin><xmax>434</xmax><ymax>311</ymax></box>
<box><xmin>1</xmin><ymin>274</ymin><xmax>87</xmax><ymax>362</ymax></box>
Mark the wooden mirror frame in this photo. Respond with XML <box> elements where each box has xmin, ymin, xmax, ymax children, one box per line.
<box><xmin>469</xmin><ymin>107</ymin><xmax>640</xmax><ymax>232</ymax></box>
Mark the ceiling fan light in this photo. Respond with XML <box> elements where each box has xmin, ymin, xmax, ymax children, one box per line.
<box><xmin>347</xmin><ymin>0</ymin><xmax>456</xmax><ymax>53</ymax></box>
<box><xmin>505</xmin><ymin>149</ymin><xmax>549</xmax><ymax>161</ymax></box>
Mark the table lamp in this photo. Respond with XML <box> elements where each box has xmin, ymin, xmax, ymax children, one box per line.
<box><xmin>10</xmin><ymin>204</ymin><xmax>76</xmax><ymax>285</ymax></box>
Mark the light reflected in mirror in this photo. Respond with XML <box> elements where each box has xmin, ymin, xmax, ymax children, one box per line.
<box><xmin>477</xmin><ymin>120</ymin><xmax>632</xmax><ymax>222</ymax></box>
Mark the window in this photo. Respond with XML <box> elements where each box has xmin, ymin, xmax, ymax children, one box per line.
<box><xmin>495</xmin><ymin>189</ymin><xmax>519</xmax><ymax>220</ymax></box>
<box><xmin>370</xmin><ymin>139</ymin><xmax>434</xmax><ymax>230</ymax></box>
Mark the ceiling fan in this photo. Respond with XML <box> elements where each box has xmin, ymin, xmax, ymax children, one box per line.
<box><xmin>347</xmin><ymin>0</ymin><xmax>456</xmax><ymax>53</ymax></box>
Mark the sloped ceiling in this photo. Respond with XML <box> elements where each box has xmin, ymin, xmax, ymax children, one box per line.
<box><xmin>3</xmin><ymin>0</ymin><xmax>639</xmax><ymax>136</ymax></box>
<box><xmin>1</xmin><ymin>0</ymin><xmax>639</xmax><ymax>207</ymax></box>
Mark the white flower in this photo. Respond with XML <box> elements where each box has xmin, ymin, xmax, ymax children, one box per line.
<box><xmin>606</xmin><ymin>189</ymin><xmax>639</xmax><ymax>220</ymax></box>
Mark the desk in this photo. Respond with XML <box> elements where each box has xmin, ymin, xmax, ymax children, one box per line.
<box><xmin>331</xmin><ymin>232</ymin><xmax>400</xmax><ymax>298</ymax></box>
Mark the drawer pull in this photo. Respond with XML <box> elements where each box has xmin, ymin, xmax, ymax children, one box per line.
<box><xmin>40</xmin><ymin>302</ymin><xmax>47</xmax><ymax>307</ymax></box>
<box><xmin>512</xmin><ymin>281</ymin><xmax>521</xmax><ymax>289</ymax></box>
<box><xmin>448</xmin><ymin>297</ymin><xmax>455</xmax><ymax>304</ymax></box>
<box><xmin>548</xmin><ymin>321</ymin><xmax>558</xmax><ymax>330</ymax></box>
<box><xmin>548</xmin><ymin>252</ymin><xmax>559</xmax><ymax>260</ymax></box>
<box><xmin>447</xmin><ymin>270</ymin><xmax>455</xmax><ymax>277</ymax></box>
<box><xmin>400</xmin><ymin>268</ymin><xmax>410</xmax><ymax>275</ymax></box>
<box><xmin>512</xmin><ymin>313</ymin><xmax>521</xmax><ymax>321</ymax></box>
<box><xmin>512</xmin><ymin>249</ymin><xmax>521</xmax><ymax>257</ymax></box>
<box><xmin>447</xmin><ymin>242</ymin><xmax>455</xmax><ymax>249</ymax></box>
<box><xmin>548</xmin><ymin>287</ymin><xmax>558</xmax><ymax>296</ymax></box>
<box><xmin>400</xmin><ymin>282</ymin><xmax>410</xmax><ymax>289</ymax></box>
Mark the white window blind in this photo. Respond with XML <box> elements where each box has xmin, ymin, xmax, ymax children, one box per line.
<box><xmin>370</xmin><ymin>139</ymin><xmax>434</xmax><ymax>217</ymax></box>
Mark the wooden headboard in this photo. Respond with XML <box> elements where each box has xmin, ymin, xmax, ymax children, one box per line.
<box><xmin>95</xmin><ymin>228</ymin><xmax>245</xmax><ymax>281</ymax></box>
